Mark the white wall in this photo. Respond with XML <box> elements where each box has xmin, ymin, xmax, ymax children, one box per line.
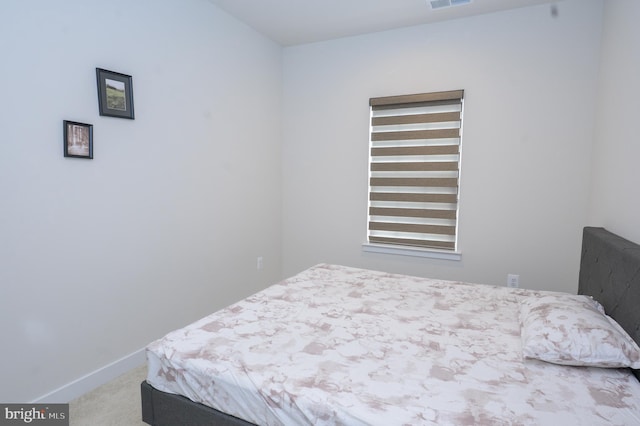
<box><xmin>589</xmin><ymin>0</ymin><xmax>640</xmax><ymax>245</ymax></box>
<box><xmin>282</xmin><ymin>0</ymin><xmax>603</xmax><ymax>292</ymax></box>
<box><xmin>0</xmin><ymin>0</ymin><xmax>283</xmax><ymax>402</ymax></box>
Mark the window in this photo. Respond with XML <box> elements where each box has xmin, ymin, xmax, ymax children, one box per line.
<box><xmin>366</xmin><ymin>90</ymin><xmax>464</xmax><ymax>257</ymax></box>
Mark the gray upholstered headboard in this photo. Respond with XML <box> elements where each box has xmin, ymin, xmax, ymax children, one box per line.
<box><xmin>578</xmin><ymin>227</ymin><xmax>640</xmax><ymax>378</ymax></box>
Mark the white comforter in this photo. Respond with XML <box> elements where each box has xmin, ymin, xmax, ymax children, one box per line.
<box><xmin>146</xmin><ymin>264</ymin><xmax>640</xmax><ymax>425</ymax></box>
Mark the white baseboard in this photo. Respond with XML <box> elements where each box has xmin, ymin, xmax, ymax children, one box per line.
<box><xmin>32</xmin><ymin>348</ymin><xmax>147</xmax><ymax>403</ymax></box>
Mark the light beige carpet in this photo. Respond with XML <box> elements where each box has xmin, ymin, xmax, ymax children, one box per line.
<box><xmin>69</xmin><ymin>365</ymin><xmax>147</xmax><ymax>426</ymax></box>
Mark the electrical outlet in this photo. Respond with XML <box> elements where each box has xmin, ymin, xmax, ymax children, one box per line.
<box><xmin>257</xmin><ymin>256</ymin><xmax>263</xmax><ymax>270</ymax></box>
<box><xmin>507</xmin><ymin>274</ymin><xmax>519</xmax><ymax>288</ymax></box>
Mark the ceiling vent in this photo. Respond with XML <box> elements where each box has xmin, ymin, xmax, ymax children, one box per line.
<box><xmin>429</xmin><ymin>0</ymin><xmax>472</xmax><ymax>10</ymax></box>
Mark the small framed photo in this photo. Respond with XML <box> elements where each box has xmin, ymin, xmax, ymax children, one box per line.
<box><xmin>96</xmin><ymin>68</ymin><xmax>134</xmax><ymax>119</ymax></box>
<box><xmin>64</xmin><ymin>120</ymin><xmax>93</xmax><ymax>159</ymax></box>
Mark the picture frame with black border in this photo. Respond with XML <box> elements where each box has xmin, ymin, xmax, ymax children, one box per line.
<box><xmin>63</xmin><ymin>120</ymin><xmax>93</xmax><ymax>159</ymax></box>
<box><xmin>96</xmin><ymin>67</ymin><xmax>134</xmax><ymax>119</ymax></box>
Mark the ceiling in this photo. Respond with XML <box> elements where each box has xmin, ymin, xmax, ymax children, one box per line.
<box><xmin>207</xmin><ymin>0</ymin><xmax>560</xmax><ymax>46</ymax></box>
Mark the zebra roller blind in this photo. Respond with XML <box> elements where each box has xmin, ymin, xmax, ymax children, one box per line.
<box><xmin>368</xmin><ymin>90</ymin><xmax>464</xmax><ymax>251</ymax></box>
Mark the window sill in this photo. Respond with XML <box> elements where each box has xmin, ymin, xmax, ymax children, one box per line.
<box><xmin>362</xmin><ymin>242</ymin><xmax>462</xmax><ymax>261</ymax></box>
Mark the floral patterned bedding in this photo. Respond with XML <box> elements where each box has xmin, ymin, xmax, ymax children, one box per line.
<box><xmin>146</xmin><ymin>264</ymin><xmax>640</xmax><ymax>425</ymax></box>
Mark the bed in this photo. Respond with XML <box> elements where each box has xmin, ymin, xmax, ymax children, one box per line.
<box><xmin>141</xmin><ymin>227</ymin><xmax>640</xmax><ymax>425</ymax></box>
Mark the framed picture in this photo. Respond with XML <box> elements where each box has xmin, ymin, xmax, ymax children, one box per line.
<box><xmin>64</xmin><ymin>120</ymin><xmax>93</xmax><ymax>159</ymax></box>
<box><xmin>96</xmin><ymin>68</ymin><xmax>134</xmax><ymax>119</ymax></box>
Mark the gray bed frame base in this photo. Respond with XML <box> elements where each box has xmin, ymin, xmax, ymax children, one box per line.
<box><xmin>141</xmin><ymin>380</ymin><xmax>255</xmax><ymax>426</ymax></box>
<box><xmin>141</xmin><ymin>226</ymin><xmax>640</xmax><ymax>425</ymax></box>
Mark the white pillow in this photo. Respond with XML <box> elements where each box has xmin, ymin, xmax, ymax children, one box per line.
<box><xmin>519</xmin><ymin>294</ymin><xmax>640</xmax><ymax>369</ymax></box>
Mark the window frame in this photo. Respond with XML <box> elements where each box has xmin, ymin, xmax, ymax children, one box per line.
<box><xmin>363</xmin><ymin>90</ymin><xmax>464</xmax><ymax>260</ymax></box>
